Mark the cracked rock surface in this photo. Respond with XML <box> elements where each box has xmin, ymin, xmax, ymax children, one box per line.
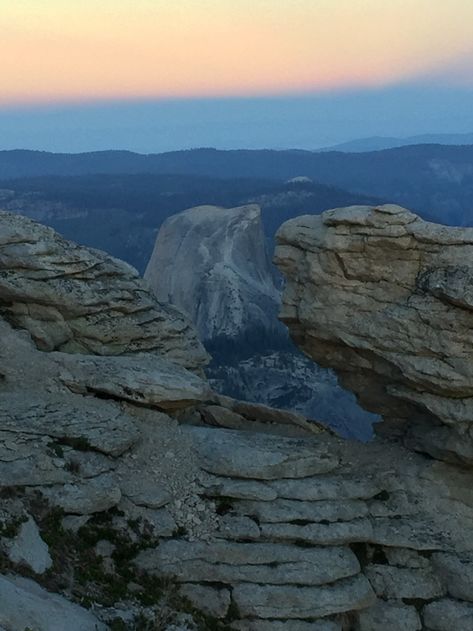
<box><xmin>275</xmin><ymin>204</ymin><xmax>473</xmax><ymax>466</ymax></box>
<box><xmin>1</xmin><ymin>209</ymin><xmax>473</xmax><ymax>630</ymax></box>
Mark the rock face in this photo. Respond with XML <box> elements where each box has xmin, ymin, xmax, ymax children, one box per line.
<box><xmin>0</xmin><ymin>210</ymin><xmax>207</xmax><ymax>370</ymax></box>
<box><xmin>2</xmin><ymin>210</ymin><xmax>473</xmax><ymax>630</ymax></box>
<box><xmin>275</xmin><ymin>204</ymin><xmax>473</xmax><ymax>465</ymax></box>
<box><xmin>144</xmin><ymin>204</ymin><xmax>280</xmax><ymax>341</ymax></box>
<box><xmin>144</xmin><ymin>203</ymin><xmax>375</xmax><ymax>438</ymax></box>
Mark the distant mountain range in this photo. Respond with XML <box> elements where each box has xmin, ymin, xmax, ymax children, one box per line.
<box><xmin>319</xmin><ymin>132</ymin><xmax>473</xmax><ymax>153</ymax></box>
<box><xmin>0</xmin><ymin>142</ymin><xmax>472</xmax><ymax>181</ymax></box>
<box><xmin>2</xmin><ymin>143</ymin><xmax>473</xmax><ymax>228</ymax></box>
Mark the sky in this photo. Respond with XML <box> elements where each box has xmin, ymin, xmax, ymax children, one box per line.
<box><xmin>1</xmin><ymin>0</ymin><xmax>473</xmax><ymax>152</ymax></box>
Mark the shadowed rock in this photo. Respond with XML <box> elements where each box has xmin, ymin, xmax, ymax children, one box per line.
<box><xmin>0</xmin><ymin>210</ymin><xmax>208</xmax><ymax>371</ymax></box>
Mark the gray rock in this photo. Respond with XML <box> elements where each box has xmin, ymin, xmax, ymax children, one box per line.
<box><xmin>269</xmin><ymin>476</ymin><xmax>382</xmax><ymax>501</ymax></box>
<box><xmin>61</xmin><ymin>515</ymin><xmax>90</xmax><ymax>532</ymax></box>
<box><xmin>6</xmin><ymin>517</ymin><xmax>52</xmax><ymax>574</ymax></box>
<box><xmin>0</xmin><ymin>210</ymin><xmax>208</xmax><ymax>370</ymax></box>
<box><xmin>199</xmin><ymin>405</ymin><xmax>252</xmax><ymax>431</ymax></box>
<box><xmin>0</xmin><ymin>574</ymin><xmax>106</xmax><ymax>631</ymax></box>
<box><xmin>432</xmin><ymin>552</ymin><xmax>473</xmax><ymax>601</ymax></box>
<box><xmin>215</xmin><ymin>396</ymin><xmax>326</xmax><ymax>435</ymax></box>
<box><xmin>232</xmin><ymin>574</ymin><xmax>376</xmax><ymax>619</ymax></box>
<box><xmin>179</xmin><ymin>584</ymin><xmax>231</xmax><ymax>618</ymax></box>
<box><xmin>120</xmin><ymin>478</ymin><xmax>172</xmax><ymax>509</ymax></box>
<box><xmin>383</xmin><ymin>547</ymin><xmax>431</xmax><ymax>569</ymax></box>
<box><xmin>0</xmin><ymin>392</ymin><xmax>140</xmax><ymax>457</ymax></box>
<box><xmin>371</xmin><ymin>517</ymin><xmax>447</xmax><ymax>550</ymax></box>
<box><xmin>200</xmin><ymin>476</ymin><xmax>278</xmax><ymax>501</ymax></box>
<box><xmin>260</xmin><ymin>518</ymin><xmax>373</xmax><ymax>545</ymax></box>
<box><xmin>135</xmin><ymin>540</ymin><xmax>360</xmax><ymax>586</ymax></box>
<box><xmin>216</xmin><ymin>514</ymin><xmax>261</xmax><ymax>540</ymax></box>
<box><xmin>237</xmin><ymin>498</ymin><xmax>368</xmax><ymax>523</ymax></box>
<box><xmin>144</xmin><ymin>204</ymin><xmax>280</xmax><ymax>341</ymax></box>
<box><xmin>356</xmin><ymin>600</ymin><xmax>421</xmax><ymax>631</ymax></box>
<box><xmin>364</xmin><ymin>565</ymin><xmax>445</xmax><ymax>600</ymax></box>
<box><xmin>231</xmin><ymin>621</ymin><xmax>341</xmax><ymax>631</ymax></box>
<box><xmin>42</xmin><ymin>475</ymin><xmax>121</xmax><ymax>514</ymax></box>
<box><xmin>117</xmin><ymin>499</ymin><xmax>177</xmax><ymax>537</ymax></box>
<box><xmin>57</xmin><ymin>352</ymin><xmax>211</xmax><ymax>410</ymax></box>
<box><xmin>185</xmin><ymin>426</ymin><xmax>339</xmax><ymax>480</ymax></box>
<box><xmin>0</xmin><ymin>432</ymin><xmax>71</xmax><ymax>487</ymax></box>
<box><xmin>423</xmin><ymin>598</ymin><xmax>473</xmax><ymax>631</ymax></box>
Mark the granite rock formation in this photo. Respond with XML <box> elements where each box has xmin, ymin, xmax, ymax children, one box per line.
<box><xmin>1</xmin><ymin>210</ymin><xmax>473</xmax><ymax>630</ymax></box>
<box><xmin>275</xmin><ymin>204</ymin><xmax>473</xmax><ymax>466</ymax></box>
<box><xmin>0</xmin><ymin>211</ymin><xmax>207</xmax><ymax>370</ymax></box>
<box><xmin>144</xmin><ymin>204</ymin><xmax>281</xmax><ymax>341</ymax></box>
<box><xmin>144</xmin><ymin>203</ymin><xmax>375</xmax><ymax>439</ymax></box>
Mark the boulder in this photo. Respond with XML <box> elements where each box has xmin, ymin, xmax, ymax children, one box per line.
<box><xmin>6</xmin><ymin>517</ymin><xmax>52</xmax><ymax>574</ymax></box>
<box><xmin>356</xmin><ymin>600</ymin><xmax>421</xmax><ymax>631</ymax></box>
<box><xmin>236</xmin><ymin>497</ymin><xmax>368</xmax><ymax>523</ymax></box>
<box><xmin>432</xmin><ymin>552</ymin><xmax>473</xmax><ymax>601</ymax></box>
<box><xmin>56</xmin><ymin>352</ymin><xmax>211</xmax><ymax>410</ymax></box>
<box><xmin>41</xmin><ymin>475</ymin><xmax>122</xmax><ymax>515</ymax></box>
<box><xmin>364</xmin><ymin>564</ymin><xmax>445</xmax><ymax>600</ymax></box>
<box><xmin>231</xmin><ymin>621</ymin><xmax>341</xmax><ymax>631</ymax></box>
<box><xmin>136</xmin><ymin>540</ymin><xmax>360</xmax><ymax>586</ymax></box>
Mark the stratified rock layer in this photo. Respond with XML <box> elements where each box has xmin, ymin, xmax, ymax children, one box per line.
<box><xmin>275</xmin><ymin>204</ymin><xmax>473</xmax><ymax>465</ymax></box>
<box><xmin>2</xmin><ymin>210</ymin><xmax>473</xmax><ymax>630</ymax></box>
<box><xmin>0</xmin><ymin>210</ymin><xmax>207</xmax><ymax>370</ymax></box>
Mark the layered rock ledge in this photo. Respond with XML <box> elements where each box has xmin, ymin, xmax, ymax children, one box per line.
<box><xmin>1</xmin><ymin>209</ymin><xmax>473</xmax><ymax>631</ymax></box>
<box><xmin>0</xmin><ymin>211</ymin><xmax>208</xmax><ymax>370</ymax></box>
<box><xmin>275</xmin><ymin>204</ymin><xmax>473</xmax><ymax>466</ymax></box>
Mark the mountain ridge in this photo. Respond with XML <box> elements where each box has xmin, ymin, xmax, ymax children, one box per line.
<box><xmin>319</xmin><ymin>132</ymin><xmax>473</xmax><ymax>152</ymax></box>
<box><xmin>1</xmin><ymin>143</ymin><xmax>473</xmax><ymax>180</ymax></box>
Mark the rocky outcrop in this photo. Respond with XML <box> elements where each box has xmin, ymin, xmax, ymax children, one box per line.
<box><xmin>0</xmin><ymin>210</ymin><xmax>207</xmax><ymax>370</ymax></box>
<box><xmin>2</xmin><ymin>210</ymin><xmax>473</xmax><ymax>630</ymax></box>
<box><xmin>144</xmin><ymin>204</ymin><xmax>280</xmax><ymax>341</ymax></box>
<box><xmin>275</xmin><ymin>204</ymin><xmax>473</xmax><ymax>465</ymax></box>
<box><xmin>144</xmin><ymin>203</ymin><xmax>375</xmax><ymax>438</ymax></box>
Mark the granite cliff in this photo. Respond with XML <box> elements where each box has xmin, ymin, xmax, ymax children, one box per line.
<box><xmin>144</xmin><ymin>203</ymin><xmax>375</xmax><ymax>439</ymax></box>
<box><xmin>0</xmin><ymin>209</ymin><xmax>472</xmax><ymax>631</ymax></box>
<box><xmin>275</xmin><ymin>204</ymin><xmax>473</xmax><ymax>466</ymax></box>
<box><xmin>144</xmin><ymin>204</ymin><xmax>281</xmax><ymax>342</ymax></box>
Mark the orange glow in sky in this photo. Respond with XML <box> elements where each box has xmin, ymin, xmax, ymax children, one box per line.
<box><xmin>2</xmin><ymin>0</ymin><xmax>473</xmax><ymax>105</ymax></box>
